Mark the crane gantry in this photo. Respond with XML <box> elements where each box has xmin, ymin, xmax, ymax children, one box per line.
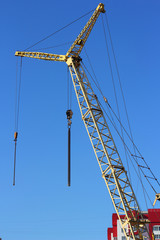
<box><xmin>15</xmin><ymin>3</ymin><xmax>151</xmax><ymax>240</ymax></box>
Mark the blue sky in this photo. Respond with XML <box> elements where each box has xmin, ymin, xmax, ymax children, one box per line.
<box><xmin>0</xmin><ymin>0</ymin><xmax>160</xmax><ymax>240</ymax></box>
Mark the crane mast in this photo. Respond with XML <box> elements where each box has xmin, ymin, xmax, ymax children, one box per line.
<box><xmin>15</xmin><ymin>3</ymin><xmax>150</xmax><ymax>240</ymax></box>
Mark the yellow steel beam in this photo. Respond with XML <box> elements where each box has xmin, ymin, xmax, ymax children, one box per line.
<box><xmin>15</xmin><ymin>51</ymin><xmax>66</xmax><ymax>62</ymax></box>
<box><xmin>15</xmin><ymin>3</ymin><xmax>105</xmax><ymax>62</ymax></box>
<box><xmin>66</xmin><ymin>3</ymin><xmax>105</xmax><ymax>58</ymax></box>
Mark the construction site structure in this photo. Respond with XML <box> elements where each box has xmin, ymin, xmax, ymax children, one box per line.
<box><xmin>108</xmin><ymin>209</ymin><xmax>160</xmax><ymax>240</ymax></box>
<box><xmin>15</xmin><ymin>3</ymin><xmax>159</xmax><ymax>240</ymax></box>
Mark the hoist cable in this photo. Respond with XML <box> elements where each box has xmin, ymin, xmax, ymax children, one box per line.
<box><xmin>82</xmin><ymin>60</ymin><xmax>160</xmax><ymax>194</ymax></box>
<box><xmin>67</xmin><ymin>67</ymin><xmax>69</xmax><ymax>109</ymax></box>
<box><xmin>83</xmin><ymin>47</ymin><xmax>101</xmax><ymax>91</ymax></box>
<box><xmin>31</xmin><ymin>41</ymin><xmax>73</xmax><ymax>52</ymax></box>
<box><xmin>105</xmin><ymin>99</ymin><xmax>160</xmax><ymax>190</ymax></box>
<box><xmin>13</xmin><ymin>57</ymin><xmax>23</xmax><ymax>186</ymax></box>
<box><xmin>102</xmin><ymin>13</ymin><xmax>140</xmax><ymax>186</ymax></box>
<box><xmin>70</xmin><ymin>72</ymin><xmax>72</xmax><ymax>110</ymax></box>
<box><xmin>68</xmin><ymin>127</ymin><xmax>71</xmax><ymax>187</ymax></box>
<box><xmin>84</xmin><ymin>24</ymin><xmax>160</xmax><ymax>189</ymax></box>
<box><xmin>100</xmin><ymin>101</ymin><xmax>157</xmax><ymax>194</ymax></box>
<box><xmin>15</xmin><ymin>58</ymin><xmax>18</xmax><ymax>130</ymax></box>
<box><xmin>99</xmin><ymin>101</ymin><xmax>155</xmax><ymax>211</ymax></box>
<box><xmin>66</xmin><ymin>67</ymin><xmax>73</xmax><ymax>187</ymax></box>
<box><xmin>101</xmin><ymin>15</ymin><xmax>130</xmax><ymax>180</ymax></box>
<box><xmin>82</xmin><ymin>60</ymin><xmax>134</xmax><ymax>183</ymax></box>
<box><xmin>16</xmin><ymin>57</ymin><xmax>23</xmax><ymax>131</ymax></box>
<box><xmin>102</xmin><ymin>14</ymin><xmax>158</xmax><ymax>193</ymax></box>
<box><xmin>108</xmin><ymin>101</ymin><xmax>160</xmax><ymax>188</ymax></box>
<box><xmin>13</xmin><ymin>136</ymin><xmax>17</xmax><ymax>186</ymax></box>
<box><xmin>102</xmin><ymin>17</ymin><xmax>153</xmax><ymax>212</ymax></box>
<box><xmin>104</xmin><ymin>13</ymin><xmax>139</xmax><ymax>168</ymax></box>
<box><xmin>67</xmin><ymin>66</ymin><xmax>72</xmax><ymax>109</ymax></box>
<box><xmin>24</xmin><ymin>9</ymin><xmax>94</xmax><ymax>51</ymax></box>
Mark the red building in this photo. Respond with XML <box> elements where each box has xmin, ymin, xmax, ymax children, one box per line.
<box><xmin>108</xmin><ymin>209</ymin><xmax>160</xmax><ymax>240</ymax></box>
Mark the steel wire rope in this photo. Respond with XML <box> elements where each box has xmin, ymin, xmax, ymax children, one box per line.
<box><xmin>82</xmin><ymin>61</ymin><xmax>146</xmax><ymax>221</ymax></box>
<box><xmin>67</xmin><ymin>66</ymin><xmax>72</xmax><ymax>110</ymax></box>
<box><xmin>82</xmin><ymin>58</ymin><xmax>157</xmax><ymax>198</ymax></box>
<box><xmin>82</xmin><ymin>60</ymin><xmax>135</xmax><ymax>187</ymax></box>
<box><xmin>31</xmin><ymin>41</ymin><xmax>73</xmax><ymax>52</ymax></box>
<box><xmin>16</xmin><ymin>57</ymin><xmax>23</xmax><ymax>131</ymax></box>
<box><xmin>67</xmin><ymin>66</ymin><xmax>69</xmax><ymax>109</ymax></box>
<box><xmin>103</xmin><ymin>13</ymin><xmax>145</xmax><ymax>212</ymax></box>
<box><xmin>101</xmin><ymin>15</ymin><xmax>131</xmax><ymax>183</ymax></box>
<box><xmin>103</xmin><ymin>96</ymin><xmax>148</xmax><ymax>220</ymax></box>
<box><xmin>104</xmin><ymin>13</ymin><xmax>135</xmax><ymax>147</ymax></box>
<box><xmin>82</xmin><ymin>62</ymin><xmax>160</xmax><ymax>234</ymax></box>
<box><xmin>24</xmin><ymin>9</ymin><xmax>94</xmax><ymax>51</ymax></box>
<box><xmin>107</xmin><ymin>105</ymin><xmax>158</xmax><ymax>212</ymax></box>
<box><xmin>70</xmin><ymin>71</ymin><xmax>72</xmax><ymax>110</ymax></box>
<box><xmin>13</xmin><ymin>57</ymin><xmax>23</xmax><ymax>186</ymax></box>
<box><xmin>102</xmin><ymin>106</ymin><xmax>151</xmax><ymax>240</ymax></box>
<box><xmin>105</xmin><ymin>100</ymin><xmax>160</xmax><ymax>192</ymax></box>
<box><xmin>103</xmin><ymin>14</ymin><xmax>146</xmax><ymax>203</ymax></box>
<box><xmin>67</xmin><ymin>65</ymin><xmax>73</xmax><ymax>186</ymax></box>
<box><xmin>99</xmin><ymin>100</ymin><xmax>156</xmax><ymax>205</ymax></box>
<box><xmin>83</xmin><ymin>47</ymin><xmax>101</xmax><ymax>91</ymax></box>
<box><xmin>15</xmin><ymin>58</ymin><xmax>18</xmax><ymax>130</ymax></box>
<box><xmin>97</xmin><ymin>92</ymin><xmax>153</xmax><ymax>236</ymax></box>
<box><xmin>108</xmin><ymin>102</ymin><xmax>160</xmax><ymax>189</ymax></box>
<box><xmin>102</xmin><ymin>14</ymin><xmax>160</xmax><ymax>193</ymax></box>
<box><xmin>82</xmin><ymin>60</ymin><xmax>158</xmax><ymax>197</ymax></box>
<box><xmin>105</xmin><ymin>100</ymin><xmax>159</xmax><ymax>195</ymax></box>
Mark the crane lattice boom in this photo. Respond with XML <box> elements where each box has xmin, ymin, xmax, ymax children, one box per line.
<box><xmin>15</xmin><ymin>3</ymin><xmax>150</xmax><ymax>240</ymax></box>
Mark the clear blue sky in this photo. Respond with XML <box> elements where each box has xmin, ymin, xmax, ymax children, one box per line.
<box><xmin>0</xmin><ymin>1</ymin><xmax>160</xmax><ymax>240</ymax></box>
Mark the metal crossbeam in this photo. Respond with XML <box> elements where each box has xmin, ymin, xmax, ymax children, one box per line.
<box><xmin>68</xmin><ymin>57</ymin><xmax>149</xmax><ymax>240</ymax></box>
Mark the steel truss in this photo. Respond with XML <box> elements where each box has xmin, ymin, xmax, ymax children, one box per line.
<box><xmin>68</xmin><ymin>57</ymin><xmax>149</xmax><ymax>240</ymax></box>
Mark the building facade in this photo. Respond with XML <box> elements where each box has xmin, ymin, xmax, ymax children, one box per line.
<box><xmin>107</xmin><ymin>209</ymin><xmax>160</xmax><ymax>240</ymax></box>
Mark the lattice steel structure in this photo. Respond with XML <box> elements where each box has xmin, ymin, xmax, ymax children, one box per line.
<box><xmin>15</xmin><ymin>3</ymin><xmax>150</xmax><ymax>240</ymax></box>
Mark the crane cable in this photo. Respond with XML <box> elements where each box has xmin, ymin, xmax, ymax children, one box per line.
<box><xmin>66</xmin><ymin>66</ymin><xmax>73</xmax><ymax>187</ymax></box>
<box><xmin>99</xmin><ymin>101</ymin><xmax>157</xmax><ymax>194</ymax></box>
<box><xmin>101</xmin><ymin>15</ymin><xmax>131</xmax><ymax>181</ymax></box>
<box><xmin>106</xmin><ymin>100</ymin><xmax>160</xmax><ymax>188</ymax></box>
<box><xmin>30</xmin><ymin>41</ymin><xmax>73</xmax><ymax>52</ymax></box>
<box><xmin>82</xmin><ymin>58</ymin><xmax>160</xmax><ymax>195</ymax></box>
<box><xmin>101</xmin><ymin>100</ymin><xmax>160</xmax><ymax>224</ymax></box>
<box><xmin>104</xmin><ymin>12</ymin><xmax>135</xmax><ymax>151</ymax></box>
<box><xmin>101</xmin><ymin>14</ymin><xmax>160</xmax><ymax>195</ymax></box>
<box><xmin>103</xmin><ymin>13</ymin><xmax>143</xmax><ymax>206</ymax></box>
<box><xmin>24</xmin><ymin>9</ymin><xmax>94</xmax><ymax>51</ymax></box>
<box><xmin>13</xmin><ymin>57</ymin><xmax>23</xmax><ymax>186</ymax></box>
<box><xmin>82</xmin><ymin>59</ymin><xmax>153</xmax><ymax>211</ymax></box>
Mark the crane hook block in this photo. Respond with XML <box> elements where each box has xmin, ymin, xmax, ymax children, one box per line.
<box><xmin>66</xmin><ymin>110</ymin><xmax>73</xmax><ymax>126</ymax></box>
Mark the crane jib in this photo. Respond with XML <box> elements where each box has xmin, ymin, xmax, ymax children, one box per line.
<box><xmin>14</xmin><ymin>3</ymin><xmax>153</xmax><ymax>240</ymax></box>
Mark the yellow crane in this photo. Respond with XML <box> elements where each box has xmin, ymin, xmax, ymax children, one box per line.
<box><xmin>15</xmin><ymin>3</ymin><xmax>152</xmax><ymax>240</ymax></box>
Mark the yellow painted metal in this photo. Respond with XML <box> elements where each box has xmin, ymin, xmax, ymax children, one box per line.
<box><xmin>15</xmin><ymin>51</ymin><xmax>66</xmax><ymax>62</ymax></box>
<box><xmin>15</xmin><ymin>3</ymin><xmax>151</xmax><ymax>240</ymax></box>
<box><xmin>153</xmin><ymin>193</ymin><xmax>160</xmax><ymax>206</ymax></box>
<box><xmin>67</xmin><ymin>57</ymin><xmax>150</xmax><ymax>240</ymax></box>
<box><xmin>66</xmin><ymin>3</ymin><xmax>105</xmax><ymax>58</ymax></box>
<box><xmin>15</xmin><ymin>3</ymin><xmax>105</xmax><ymax>62</ymax></box>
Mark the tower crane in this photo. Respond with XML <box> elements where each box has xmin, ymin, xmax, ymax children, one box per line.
<box><xmin>15</xmin><ymin>3</ymin><xmax>152</xmax><ymax>240</ymax></box>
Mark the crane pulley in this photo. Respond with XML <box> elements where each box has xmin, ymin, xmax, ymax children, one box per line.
<box><xmin>15</xmin><ymin>3</ymin><xmax>158</xmax><ymax>240</ymax></box>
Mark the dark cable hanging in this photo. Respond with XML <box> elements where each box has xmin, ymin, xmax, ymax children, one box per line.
<box><xmin>13</xmin><ymin>57</ymin><xmax>23</xmax><ymax>186</ymax></box>
<box><xmin>24</xmin><ymin>9</ymin><xmax>94</xmax><ymax>51</ymax></box>
<box><xmin>66</xmin><ymin>110</ymin><xmax>73</xmax><ymax>187</ymax></box>
<box><xmin>66</xmin><ymin>67</ymin><xmax>73</xmax><ymax>187</ymax></box>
